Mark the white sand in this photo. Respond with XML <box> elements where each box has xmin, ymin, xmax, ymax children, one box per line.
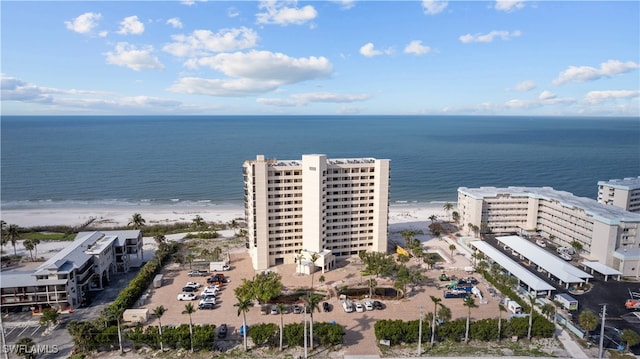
<box><xmin>1</xmin><ymin>202</ymin><xmax>454</xmax><ymax>229</ymax></box>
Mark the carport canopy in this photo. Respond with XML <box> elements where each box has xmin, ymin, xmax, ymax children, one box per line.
<box><xmin>497</xmin><ymin>235</ymin><xmax>591</xmax><ymax>286</ymax></box>
<box><xmin>581</xmin><ymin>261</ymin><xmax>622</xmax><ymax>281</ymax></box>
<box><xmin>470</xmin><ymin>240</ymin><xmax>555</xmax><ymax>293</ymax></box>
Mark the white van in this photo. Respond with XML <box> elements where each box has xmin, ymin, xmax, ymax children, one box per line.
<box><xmin>342</xmin><ymin>299</ymin><xmax>354</xmax><ymax>313</ymax></box>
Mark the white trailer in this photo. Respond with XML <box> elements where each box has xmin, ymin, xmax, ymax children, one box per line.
<box><xmin>209</xmin><ymin>261</ymin><xmax>230</xmax><ymax>271</ymax></box>
<box><xmin>554</xmin><ymin>293</ymin><xmax>578</xmax><ymax>311</ymax></box>
<box><xmin>502</xmin><ymin>297</ymin><xmax>522</xmax><ymax>314</ymax></box>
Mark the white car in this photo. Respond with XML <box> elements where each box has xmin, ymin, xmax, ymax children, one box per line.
<box><xmin>199</xmin><ymin>295</ymin><xmax>216</xmax><ymax>306</ymax></box>
<box><xmin>355</xmin><ymin>302</ymin><xmax>365</xmax><ymax>312</ymax></box>
<box><xmin>201</xmin><ymin>286</ymin><xmax>219</xmax><ymax>296</ymax></box>
<box><xmin>185</xmin><ymin>281</ymin><xmax>202</xmax><ymax>289</ymax></box>
<box><xmin>363</xmin><ymin>299</ymin><xmax>374</xmax><ymax>311</ymax></box>
<box><xmin>177</xmin><ymin>292</ymin><xmax>197</xmax><ymax>301</ymax></box>
<box><xmin>536</xmin><ymin>239</ymin><xmax>546</xmax><ymax>247</ymax></box>
<box><xmin>559</xmin><ymin>252</ymin><xmax>573</xmax><ymax>261</ymax></box>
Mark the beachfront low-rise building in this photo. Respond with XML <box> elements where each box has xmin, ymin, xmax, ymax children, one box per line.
<box><xmin>243</xmin><ymin>154</ymin><xmax>390</xmax><ymax>271</ymax></box>
<box><xmin>597</xmin><ymin>176</ymin><xmax>640</xmax><ymax>213</ymax></box>
<box><xmin>0</xmin><ymin>230</ymin><xmax>142</xmax><ymax>311</ymax></box>
<box><xmin>457</xmin><ymin>186</ymin><xmax>640</xmax><ymax>277</ymax></box>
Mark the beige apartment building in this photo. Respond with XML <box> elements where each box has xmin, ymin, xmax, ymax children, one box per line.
<box><xmin>598</xmin><ymin>176</ymin><xmax>640</xmax><ymax>213</ymax></box>
<box><xmin>457</xmin><ymin>186</ymin><xmax>640</xmax><ymax>277</ymax></box>
<box><xmin>243</xmin><ymin>154</ymin><xmax>390</xmax><ymax>271</ymax></box>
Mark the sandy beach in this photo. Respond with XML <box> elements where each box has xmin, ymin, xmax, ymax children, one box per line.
<box><xmin>0</xmin><ymin>202</ymin><xmax>454</xmax><ymax>230</ymax></box>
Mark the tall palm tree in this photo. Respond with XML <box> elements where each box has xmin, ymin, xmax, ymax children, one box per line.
<box><xmin>128</xmin><ymin>213</ymin><xmax>146</xmax><ymax>229</ymax></box>
<box><xmin>497</xmin><ymin>303</ymin><xmax>506</xmax><ymax>341</ymax></box>
<box><xmin>437</xmin><ymin>304</ymin><xmax>451</xmax><ymax>323</ymax></box>
<box><xmin>32</xmin><ymin>238</ymin><xmax>40</xmax><ymax>259</ymax></box>
<box><xmin>182</xmin><ymin>303</ymin><xmax>196</xmax><ymax>352</ymax></box>
<box><xmin>302</xmin><ymin>292</ymin><xmax>322</xmax><ymax>350</ymax></box>
<box><xmin>578</xmin><ymin>310</ymin><xmax>598</xmax><ymax>343</ymax></box>
<box><xmin>367</xmin><ymin>278</ymin><xmax>377</xmax><ymax>298</ymax></box>
<box><xmin>276</xmin><ymin>303</ymin><xmax>287</xmax><ymax>351</ymax></box>
<box><xmin>463</xmin><ymin>297</ymin><xmax>478</xmax><ymax>344</ymax></box>
<box><xmin>23</xmin><ymin>239</ymin><xmax>35</xmax><ymax>260</ymax></box>
<box><xmin>451</xmin><ymin>211</ymin><xmax>460</xmax><ymax>226</ymax></box>
<box><xmin>102</xmin><ymin>306</ymin><xmax>124</xmax><ymax>353</ymax></box>
<box><xmin>309</xmin><ymin>252</ymin><xmax>320</xmax><ymax>289</ymax></box>
<box><xmin>153</xmin><ymin>234</ymin><xmax>166</xmax><ymax>245</ymax></box>
<box><xmin>443</xmin><ymin>202</ymin><xmax>454</xmax><ymax>222</ymax></box>
<box><xmin>192</xmin><ymin>215</ymin><xmax>205</xmax><ymax>230</ymax></box>
<box><xmin>428</xmin><ymin>214</ymin><xmax>438</xmax><ymax>224</ymax></box>
<box><xmin>153</xmin><ymin>305</ymin><xmax>167</xmax><ymax>351</ymax></box>
<box><xmin>230</xmin><ymin>219</ymin><xmax>239</xmax><ymax>235</ymax></box>
<box><xmin>0</xmin><ymin>220</ymin><xmax>7</xmax><ymax>253</ymax></box>
<box><xmin>429</xmin><ymin>295</ymin><xmax>441</xmax><ymax>346</ymax></box>
<box><xmin>6</xmin><ymin>224</ymin><xmax>21</xmax><ymax>256</ymax></box>
<box><xmin>448</xmin><ymin>244</ymin><xmax>456</xmax><ymax>259</ymax></box>
<box><xmin>527</xmin><ymin>295</ymin><xmax>536</xmax><ymax>340</ymax></box>
<box><xmin>235</xmin><ymin>296</ymin><xmax>252</xmax><ymax>351</ymax></box>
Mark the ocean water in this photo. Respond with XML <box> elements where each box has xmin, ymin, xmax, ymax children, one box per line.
<box><xmin>1</xmin><ymin>115</ymin><xmax>639</xmax><ymax>210</ymax></box>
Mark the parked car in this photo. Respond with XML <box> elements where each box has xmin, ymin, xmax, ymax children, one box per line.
<box><xmin>177</xmin><ymin>292</ymin><xmax>197</xmax><ymax>301</ymax></box>
<box><xmin>182</xmin><ymin>286</ymin><xmax>198</xmax><ymax>292</ymax></box>
<box><xmin>536</xmin><ymin>239</ymin><xmax>546</xmax><ymax>247</ymax></box>
<box><xmin>218</xmin><ymin>324</ymin><xmax>227</xmax><ymax>339</ymax></box>
<box><xmin>363</xmin><ymin>299</ymin><xmax>374</xmax><ymax>311</ymax></box>
<box><xmin>322</xmin><ymin>302</ymin><xmax>332</xmax><ymax>312</ymax></box>
<box><xmin>260</xmin><ymin>305</ymin><xmax>270</xmax><ymax>315</ymax></box>
<box><xmin>199</xmin><ymin>296</ymin><xmax>216</xmax><ymax>306</ymax></box>
<box><xmin>270</xmin><ymin>306</ymin><xmax>279</xmax><ymax>315</ymax></box>
<box><xmin>354</xmin><ymin>302</ymin><xmax>365</xmax><ymax>312</ymax></box>
<box><xmin>559</xmin><ymin>252</ymin><xmax>573</xmax><ymax>261</ymax></box>
<box><xmin>373</xmin><ymin>300</ymin><xmax>385</xmax><ymax>310</ymax></box>
<box><xmin>201</xmin><ymin>286</ymin><xmax>219</xmax><ymax>296</ymax></box>
<box><xmin>188</xmin><ymin>270</ymin><xmax>208</xmax><ymax>277</ymax></box>
<box><xmin>199</xmin><ymin>302</ymin><xmax>215</xmax><ymax>310</ymax></box>
<box><xmin>292</xmin><ymin>305</ymin><xmax>302</xmax><ymax>314</ymax></box>
<box><xmin>185</xmin><ymin>281</ymin><xmax>202</xmax><ymax>288</ymax></box>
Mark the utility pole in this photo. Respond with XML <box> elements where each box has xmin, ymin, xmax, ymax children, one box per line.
<box><xmin>417</xmin><ymin>306</ymin><xmax>423</xmax><ymax>356</ymax></box>
<box><xmin>303</xmin><ymin>305</ymin><xmax>308</xmax><ymax>359</ymax></box>
<box><xmin>598</xmin><ymin>304</ymin><xmax>607</xmax><ymax>359</ymax></box>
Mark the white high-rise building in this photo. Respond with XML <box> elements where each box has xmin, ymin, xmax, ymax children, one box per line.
<box><xmin>597</xmin><ymin>176</ymin><xmax>640</xmax><ymax>213</ymax></box>
<box><xmin>457</xmin><ymin>186</ymin><xmax>640</xmax><ymax>277</ymax></box>
<box><xmin>243</xmin><ymin>154</ymin><xmax>390</xmax><ymax>271</ymax></box>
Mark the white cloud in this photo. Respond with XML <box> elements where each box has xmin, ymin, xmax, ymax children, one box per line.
<box><xmin>538</xmin><ymin>90</ymin><xmax>556</xmax><ymax>100</ymax></box>
<box><xmin>331</xmin><ymin>0</ymin><xmax>356</xmax><ymax>10</ymax></box>
<box><xmin>227</xmin><ymin>7</ymin><xmax>240</xmax><ymax>18</ymax></box>
<box><xmin>584</xmin><ymin>90</ymin><xmax>640</xmax><ymax>104</ymax></box>
<box><xmin>509</xmin><ymin>80</ymin><xmax>536</xmax><ymax>91</ymax></box>
<box><xmin>166</xmin><ymin>17</ymin><xmax>183</xmax><ymax>29</ymax></box>
<box><xmin>404</xmin><ymin>40</ymin><xmax>432</xmax><ymax>55</ymax></box>
<box><xmin>105</xmin><ymin>42</ymin><xmax>164</xmax><ymax>71</ymax></box>
<box><xmin>163</xmin><ymin>27</ymin><xmax>258</xmax><ymax>57</ymax></box>
<box><xmin>64</xmin><ymin>12</ymin><xmax>102</xmax><ymax>34</ymax></box>
<box><xmin>117</xmin><ymin>16</ymin><xmax>145</xmax><ymax>35</ymax></box>
<box><xmin>257</xmin><ymin>92</ymin><xmax>371</xmax><ymax>106</ymax></box>
<box><xmin>459</xmin><ymin>30</ymin><xmax>521</xmax><ymax>43</ymax></box>
<box><xmin>256</xmin><ymin>1</ymin><xmax>318</xmax><ymax>26</ymax></box>
<box><xmin>495</xmin><ymin>0</ymin><xmax>526</xmax><ymax>12</ymax></box>
<box><xmin>553</xmin><ymin>60</ymin><xmax>640</xmax><ymax>85</ymax></box>
<box><xmin>169</xmin><ymin>50</ymin><xmax>333</xmax><ymax>97</ymax></box>
<box><xmin>359</xmin><ymin>43</ymin><xmax>393</xmax><ymax>57</ymax></box>
<box><xmin>422</xmin><ymin>0</ymin><xmax>448</xmax><ymax>15</ymax></box>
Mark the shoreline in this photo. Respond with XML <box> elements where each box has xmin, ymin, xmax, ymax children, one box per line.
<box><xmin>0</xmin><ymin>202</ymin><xmax>454</xmax><ymax>228</ymax></box>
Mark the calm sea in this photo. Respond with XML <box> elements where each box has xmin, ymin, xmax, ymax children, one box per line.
<box><xmin>1</xmin><ymin>115</ymin><xmax>639</xmax><ymax>210</ymax></box>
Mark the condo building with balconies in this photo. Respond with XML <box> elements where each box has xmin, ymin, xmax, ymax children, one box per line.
<box><xmin>0</xmin><ymin>230</ymin><xmax>142</xmax><ymax>311</ymax></box>
<box><xmin>243</xmin><ymin>154</ymin><xmax>390</xmax><ymax>271</ymax></box>
<box><xmin>597</xmin><ymin>176</ymin><xmax>640</xmax><ymax>213</ymax></box>
<box><xmin>457</xmin><ymin>186</ymin><xmax>640</xmax><ymax>277</ymax></box>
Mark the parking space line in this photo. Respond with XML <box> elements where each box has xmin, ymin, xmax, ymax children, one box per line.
<box><xmin>18</xmin><ymin>326</ymin><xmax>29</xmax><ymax>337</ymax></box>
<box><xmin>31</xmin><ymin>325</ymin><xmax>41</xmax><ymax>336</ymax></box>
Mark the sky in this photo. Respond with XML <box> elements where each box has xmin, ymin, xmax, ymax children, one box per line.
<box><xmin>1</xmin><ymin>0</ymin><xmax>639</xmax><ymax>116</ymax></box>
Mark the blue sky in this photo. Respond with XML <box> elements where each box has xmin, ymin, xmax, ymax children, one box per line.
<box><xmin>2</xmin><ymin>0</ymin><xmax>639</xmax><ymax>116</ymax></box>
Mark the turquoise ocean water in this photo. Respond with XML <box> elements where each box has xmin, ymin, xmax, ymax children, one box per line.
<box><xmin>1</xmin><ymin>115</ymin><xmax>639</xmax><ymax>210</ymax></box>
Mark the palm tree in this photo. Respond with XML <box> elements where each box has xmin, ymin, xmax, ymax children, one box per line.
<box><xmin>235</xmin><ymin>296</ymin><xmax>252</xmax><ymax>351</ymax></box>
<box><xmin>6</xmin><ymin>224</ymin><xmax>20</xmax><ymax>256</ymax></box>
<box><xmin>230</xmin><ymin>219</ymin><xmax>239</xmax><ymax>235</ymax></box>
<box><xmin>102</xmin><ymin>306</ymin><xmax>124</xmax><ymax>353</ymax></box>
<box><xmin>367</xmin><ymin>277</ymin><xmax>377</xmax><ymax>298</ymax></box>
<box><xmin>578</xmin><ymin>310</ymin><xmax>598</xmax><ymax>342</ymax></box>
<box><xmin>437</xmin><ymin>304</ymin><xmax>451</xmax><ymax>323</ymax></box>
<box><xmin>128</xmin><ymin>213</ymin><xmax>146</xmax><ymax>229</ymax></box>
<box><xmin>309</xmin><ymin>252</ymin><xmax>320</xmax><ymax>289</ymax></box>
<box><xmin>182</xmin><ymin>303</ymin><xmax>196</xmax><ymax>352</ymax></box>
<box><xmin>467</xmin><ymin>223</ymin><xmax>474</xmax><ymax>235</ymax></box>
<box><xmin>276</xmin><ymin>303</ymin><xmax>287</xmax><ymax>351</ymax></box>
<box><xmin>0</xmin><ymin>220</ymin><xmax>7</xmax><ymax>253</ymax></box>
<box><xmin>302</xmin><ymin>292</ymin><xmax>322</xmax><ymax>350</ymax></box>
<box><xmin>16</xmin><ymin>337</ymin><xmax>36</xmax><ymax>359</ymax></box>
<box><xmin>443</xmin><ymin>202</ymin><xmax>454</xmax><ymax>222</ymax></box>
<box><xmin>23</xmin><ymin>239</ymin><xmax>35</xmax><ymax>260</ymax></box>
<box><xmin>153</xmin><ymin>305</ymin><xmax>167</xmax><ymax>351</ymax></box>
<box><xmin>401</xmin><ymin>230</ymin><xmax>415</xmax><ymax>249</ymax></box>
<box><xmin>428</xmin><ymin>214</ymin><xmax>438</xmax><ymax>224</ymax></box>
<box><xmin>449</xmin><ymin>244</ymin><xmax>456</xmax><ymax>259</ymax></box>
<box><xmin>31</xmin><ymin>238</ymin><xmax>40</xmax><ymax>259</ymax></box>
<box><xmin>153</xmin><ymin>234</ymin><xmax>166</xmax><ymax>245</ymax></box>
<box><xmin>463</xmin><ymin>297</ymin><xmax>478</xmax><ymax>344</ymax></box>
<box><xmin>192</xmin><ymin>215</ymin><xmax>205</xmax><ymax>230</ymax></box>
<box><xmin>451</xmin><ymin>211</ymin><xmax>460</xmax><ymax>226</ymax></box>
<box><xmin>429</xmin><ymin>295</ymin><xmax>441</xmax><ymax>346</ymax></box>
<box><xmin>621</xmin><ymin>329</ymin><xmax>640</xmax><ymax>353</ymax></box>
<box><xmin>527</xmin><ymin>295</ymin><xmax>536</xmax><ymax>340</ymax></box>
<box><xmin>184</xmin><ymin>253</ymin><xmax>195</xmax><ymax>269</ymax></box>
<box><xmin>472</xmin><ymin>225</ymin><xmax>480</xmax><ymax>238</ymax></box>
<box><xmin>497</xmin><ymin>303</ymin><xmax>506</xmax><ymax>341</ymax></box>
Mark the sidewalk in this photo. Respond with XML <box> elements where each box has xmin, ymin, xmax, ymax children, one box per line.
<box><xmin>557</xmin><ymin>328</ymin><xmax>590</xmax><ymax>358</ymax></box>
